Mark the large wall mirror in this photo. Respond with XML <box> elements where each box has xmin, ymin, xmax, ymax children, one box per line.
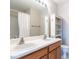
<box><xmin>10</xmin><ymin>0</ymin><xmax>49</xmax><ymax>39</ymax></box>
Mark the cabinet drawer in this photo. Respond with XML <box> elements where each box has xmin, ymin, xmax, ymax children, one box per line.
<box><xmin>19</xmin><ymin>47</ymin><xmax>48</xmax><ymax>59</ymax></box>
<box><xmin>49</xmin><ymin>41</ymin><xmax>61</xmax><ymax>52</ymax></box>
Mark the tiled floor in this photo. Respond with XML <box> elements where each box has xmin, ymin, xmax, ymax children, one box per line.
<box><xmin>61</xmin><ymin>45</ymin><xmax>69</xmax><ymax>59</ymax></box>
<box><xmin>62</xmin><ymin>56</ymin><xmax>69</xmax><ymax>59</ymax></box>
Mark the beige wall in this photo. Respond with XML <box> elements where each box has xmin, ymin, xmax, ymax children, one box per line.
<box><xmin>30</xmin><ymin>8</ymin><xmax>43</xmax><ymax>36</ymax></box>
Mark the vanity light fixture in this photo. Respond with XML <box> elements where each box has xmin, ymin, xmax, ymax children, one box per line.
<box><xmin>33</xmin><ymin>0</ymin><xmax>47</xmax><ymax>7</ymax></box>
<box><xmin>38</xmin><ymin>0</ymin><xmax>41</xmax><ymax>2</ymax></box>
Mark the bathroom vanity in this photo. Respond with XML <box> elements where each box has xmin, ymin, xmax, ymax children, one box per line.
<box><xmin>11</xmin><ymin>38</ymin><xmax>61</xmax><ymax>59</ymax></box>
<box><xmin>10</xmin><ymin>0</ymin><xmax>62</xmax><ymax>59</ymax></box>
<box><xmin>19</xmin><ymin>41</ymin><xmax>61</xmax><ymax>59</ymax></box>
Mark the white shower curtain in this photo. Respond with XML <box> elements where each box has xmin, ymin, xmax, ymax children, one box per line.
<box><xmin>18</xmin><ymin>12</ymin><xmax>30</xmax><ymax>37</ymax></box>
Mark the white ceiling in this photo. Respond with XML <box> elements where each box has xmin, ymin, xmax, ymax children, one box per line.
<box><xmin>10</xmin><ymin>0</ymin><xmax>48</xmax><ymax>12</ymax></box>
<box><xmin>53</xmin><ymin>0</ymin><xmax>68</xmax><ymax>4</ymax></box>
<box><xmin>10</xmin><ymin>0</ymin><xmax>68</xmax><ymax>13</ymax></box>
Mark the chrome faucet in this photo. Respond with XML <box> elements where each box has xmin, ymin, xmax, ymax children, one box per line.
<box><xmin>43</xmin><ymin>34</ymin><xmax>47</xmax><ymax>39</ymax></box>
<box><xmin>18</xmin><ymin>37</ymin><xmax>24</xmax><ymax>45</ymax></box>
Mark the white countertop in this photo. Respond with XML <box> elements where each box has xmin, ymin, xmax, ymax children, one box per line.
<box><xmin>10</xmin><ymin>38</ymin><xmax>61</xmax><ymax>59</ymax></box>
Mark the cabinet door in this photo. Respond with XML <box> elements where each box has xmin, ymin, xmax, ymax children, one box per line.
<box><xmin>19</xmin><ymin>47</ymin><xmax>48</xmax><ymax>59</ymax></box>
<box><xmin>41</xmin><ymin>55</ymin><xmax>48</xmax><ymax>59</ymax></box>
<box><xmin>57</xmin><ymin>47</ymin><xmax>61</xmax><ymax>59</ymax></box>
<box><xmin>49</xmin><ymin>50</ymin><xmax>56</xmax><ymax>59</ymax></box>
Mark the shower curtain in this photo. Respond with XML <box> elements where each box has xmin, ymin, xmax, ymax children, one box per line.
<box><xmin>18</xmin><ymin>12</ymin><xmax>30</xmax><ymax>37</ymax></box>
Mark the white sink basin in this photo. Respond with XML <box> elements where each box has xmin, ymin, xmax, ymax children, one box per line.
<box><xmin>10</xmin><ymin>39</ymin><xmax>52</xmax><ymax>54</ymax></box>
<box><xmin>11</xmin><ymin>39</ymin><xmax>46</xmax><ymax>53</ymax></box>
<box><xmin>11</xmin><ymin>43</ymin><xmax>37</xmax><ymax>52</ymax></box>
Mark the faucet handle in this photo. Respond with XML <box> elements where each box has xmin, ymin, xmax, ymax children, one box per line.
<box><xmin>44</xmin><ymin>34</ymin><xmax>47</xmax><ymax>39</ymax></box>
<box><xmin>18</xmin><ymin>37</ymin><xmax>24</xmax><ymax>45</ymax></box>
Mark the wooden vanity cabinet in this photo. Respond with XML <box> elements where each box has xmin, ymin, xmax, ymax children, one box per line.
<box><xmin>40</xmin><ymin>55</ymin><xmax>48</xmax><ymax>59</ymax></box>
<box><xmin>49</xmin><ymin>46</ymin><xmax>61</xmax><ymax>59</ymax></box>
<box><xmin>19</xmin><ymin>41</ymin><xmax>61</xmax><ymax>59</ymax></box>
<box><xmin>49</xmin><ymin>41</ymin><xmax>61</xmax><ymax>59</ymax></box>
<box><xmin>19</xmin><ymin>47</ymin><xmax>48</xmax><ymax>59</ymax></box>
<box><xmin>57</xmin><ymin>47</ymin><xmax>61</xmax><ymax>59</ymax></box>
<box><xmin>49</xmin><ymin>41</ymin><xmax>61</xmax><ymax>52</ymax></box>
<box><xmin>49</xmin><ymin>49</ymin><xmax>56</xmax><ymax>59</ymax></box>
